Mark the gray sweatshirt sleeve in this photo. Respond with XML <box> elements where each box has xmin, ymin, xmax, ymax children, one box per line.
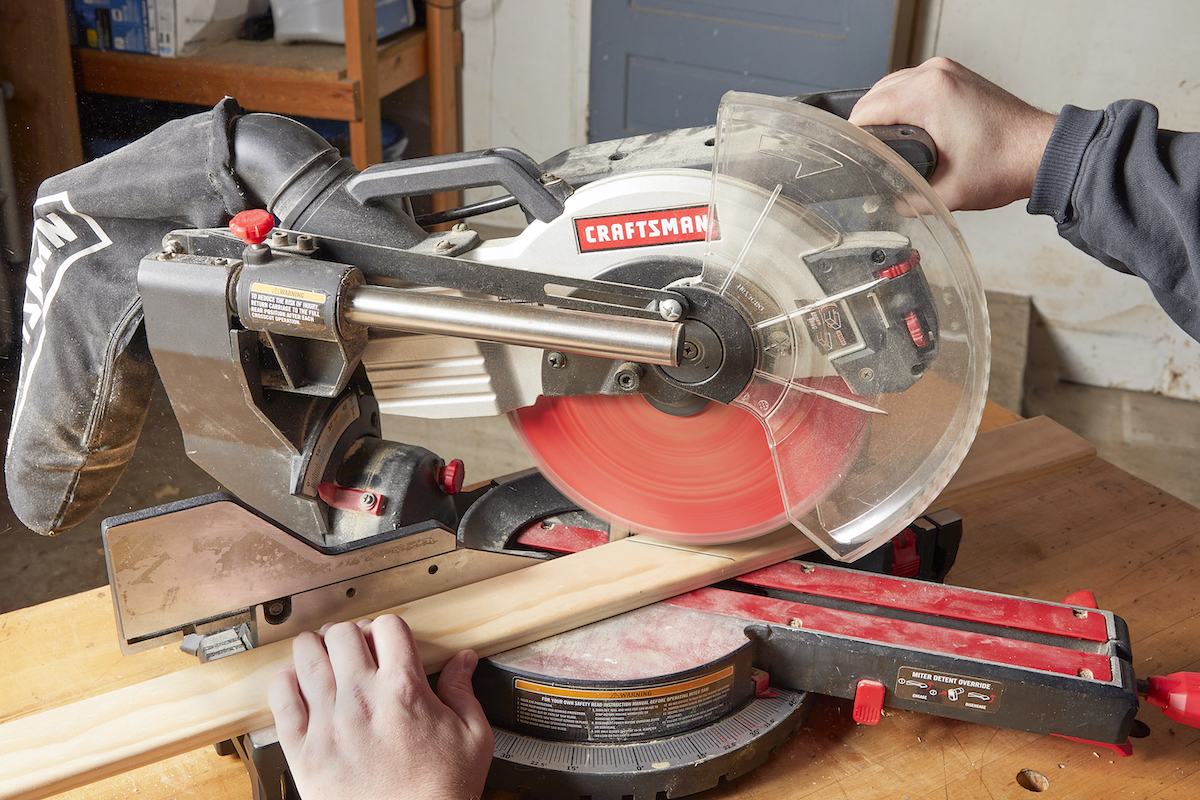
<box><xmin>1027</xmin><ymin>99</ymin><xmax>1200</xmax><ymax>341</ymax></box>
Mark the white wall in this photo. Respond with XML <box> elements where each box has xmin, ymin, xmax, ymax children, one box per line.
<box><xmin>917</xmin><ymin>0</ymin><xmax>1200</xmax><ymax>400</ymax></box>
<box><xmin>461</xmin><ymin>0</ymin><xmax>592</xmax><ymax>229</ymax></box>
<box><xmin>461</xmin><ymin>0</ymin><xmax>1200</xmax><ymax>400</ymax></box>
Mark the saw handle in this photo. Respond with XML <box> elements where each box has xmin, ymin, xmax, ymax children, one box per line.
<box><xmin>345</xmin><ymin>147</ymin><xmax>571</xmax><ymax>223</ymax></box>
<box><xmin>792</xmin><ymin>88</ymin><xmax>938</xmax><ymax>180</ymax></box>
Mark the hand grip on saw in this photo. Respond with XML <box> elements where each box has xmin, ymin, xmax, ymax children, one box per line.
<box><xmin>792</xmin><ymin>88</ymin><xmax>939</xmax><ymax>180</ymax></box>
<box><xmin>345</xmin><ymin>147</ymin><xmax>570</xmax><ymax>223</ymax></box>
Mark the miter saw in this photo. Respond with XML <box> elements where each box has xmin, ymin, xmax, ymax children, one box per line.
<box><xmin>86</xmin><ymin>90</ymin><xmax>990</xmax><ymax>657</ymax></box>
<box><xmin>17</xmin><ymin>91</ymin><xmax>1164</xmax><ymax>800</ymax></box>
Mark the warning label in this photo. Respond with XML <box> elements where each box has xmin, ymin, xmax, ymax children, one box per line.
<box><xmin>896</xmin><ymin>667</ymin><xmax>1003</xmax><ymax>713</ymax></box>
<box><xmin>803</xmin><ymin>301</ymin><xmax>859</xmax><ymax>355</ymax></box>
<box><xmin>512</xmin><ymin>665</ymin><xmax>735</xmax><ymax>742</ymax></box>
<box><xmin>248</xmin><ymin>282</ymin><xmax>327</xmax><ymax>333</ymax></box>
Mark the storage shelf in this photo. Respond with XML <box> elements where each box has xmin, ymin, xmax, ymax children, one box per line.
<box><xmin>69</xmin><ymin>0</ymin><xmax>460</xmax><ymax>213</ymax></box>
<box><xmin>73</xmin><ymin>28</ymin><xmax>430</xmax><ymax>123</ymax></box>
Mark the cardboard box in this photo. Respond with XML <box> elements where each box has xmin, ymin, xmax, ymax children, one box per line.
<box><xmin>273</xmin><ymin>0</ymin><xmax>416</xmax><ymax>44</ymax></box>
<box><xmin>152</xmin><ymin>0</ymin><xmax>270</xmax><ymax>57</ymax></box>
<box><xmin>74</xmin><ymin>0</ymin><xmax>152</xmax><ymax>53</ymax></box>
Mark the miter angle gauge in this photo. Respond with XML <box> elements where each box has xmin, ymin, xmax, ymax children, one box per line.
<box><xmin>509</xmin><ymin>91</ymin><xmax>990</xmax><ymax>561</ymax></box>
<box><xmin>474</xmin><ymin>602</ymin><xmax>812</xmax><ymax>800</ymax></box>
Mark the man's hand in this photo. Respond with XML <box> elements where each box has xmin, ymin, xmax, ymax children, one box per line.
<box><xmin>849</xmin><ymin>57</ymin><xmax>1058</xmax><ymax>212</ymax></box>
<box><xmin>268</xmin><ymin>614</ymin><xmax>494</xmax><ymax>800</ymax></box>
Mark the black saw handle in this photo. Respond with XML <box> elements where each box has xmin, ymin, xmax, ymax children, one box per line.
<box><xmin>793</xmin><ymin>88</ymin><xmax>939</xmax><ymax>180</ymax></box>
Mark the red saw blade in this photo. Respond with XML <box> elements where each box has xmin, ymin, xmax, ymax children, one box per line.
<box><xmin>510</xmin><ymin>379</ymin><xmax>867</xmax><ymax>544</ymax></box>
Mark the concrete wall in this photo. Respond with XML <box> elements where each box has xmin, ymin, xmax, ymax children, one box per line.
<box><xmin>460</xmin><ymin>0</ymin><xmax>1200</xmax><ymax>400</ymax></box>
<box><xmin>460</xmin><ymin>0</ymin><xmax>592</xmax><ymax>229</ymax></box>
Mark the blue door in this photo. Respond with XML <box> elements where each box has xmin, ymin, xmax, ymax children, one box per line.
<box><xmin>589</xmin><ymin>0</ymin><xmax>912</xmax><ymax>141</ymax></box>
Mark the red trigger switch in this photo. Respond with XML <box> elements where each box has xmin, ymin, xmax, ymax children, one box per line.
<box><xmin>230</xmin><ymin>209</ymin><xmax>276</xmax><ymax>245</ymax></box>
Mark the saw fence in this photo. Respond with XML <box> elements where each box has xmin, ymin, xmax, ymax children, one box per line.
<box><xmin>0</xmin><ymin>414</ymin><xmax>1095</xmax><ymax>800</ymax></box>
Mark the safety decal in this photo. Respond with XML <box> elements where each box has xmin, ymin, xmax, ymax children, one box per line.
<box><xmin>896</xmin><ymin>666</ymin><xmax>1003</xmax><ymax>713</ymax></box>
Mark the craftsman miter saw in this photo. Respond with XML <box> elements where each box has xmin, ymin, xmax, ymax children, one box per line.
<box><xmin>8</xmin><ymin>92</ymin><xmax>1015</xmax><ymax>797</ymax></box>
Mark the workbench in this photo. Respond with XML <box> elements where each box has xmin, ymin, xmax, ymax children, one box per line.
<box><xmin>4</xmin><ymin>403</ymin><xmax>1198</xmax><ymax>799</ymax></box>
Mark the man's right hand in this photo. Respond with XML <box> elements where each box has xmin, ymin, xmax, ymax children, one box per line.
<box><xmin>849</xmin><ymin>57</ymin><xmax>1059</xmax><ymax>212</ymax></box>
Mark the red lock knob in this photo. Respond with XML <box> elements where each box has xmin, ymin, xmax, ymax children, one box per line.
<box><xmin>438</xmin><ymin>459</ymin><xmax>465</xmax><ymax>495</ymax></box>
<box><xmin>230</xmin><ymin>209</ymin><xmax>276</xmax><ymax>245</ymax></box>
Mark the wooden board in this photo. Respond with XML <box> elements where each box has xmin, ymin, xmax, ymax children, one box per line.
<box><xmin>0</xmin><ymin>415</ymin><xmax>1095</xmax><ymax>799</ymax></box>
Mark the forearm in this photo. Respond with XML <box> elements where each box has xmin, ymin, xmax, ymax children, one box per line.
<box><xmin>1028</xmin><ymin>100</ymin><xmax>1200</xmax><ymax>340</ymax></box>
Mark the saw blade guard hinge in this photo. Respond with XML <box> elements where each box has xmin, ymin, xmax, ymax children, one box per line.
<box><xmin>345</xmin><ymin>147</ymin><xmax>573</xmax><ymax>224</ymax></box>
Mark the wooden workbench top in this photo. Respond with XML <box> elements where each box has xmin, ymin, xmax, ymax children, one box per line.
<box><xmin>4</xmin><ymin>404</ymin><xmax>1199</xmax><ymax>798</ymax></box>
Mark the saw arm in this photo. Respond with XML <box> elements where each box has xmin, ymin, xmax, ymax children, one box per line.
<box><xmin>128</xmin><ymin>92</ymin><xmax>987</xmax><ymax>562</ymax></box>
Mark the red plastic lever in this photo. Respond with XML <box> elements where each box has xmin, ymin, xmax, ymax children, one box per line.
<box><xmin>1062</xmin><ymin>589</ymin><xmax>1099</xmax><ymax>609</ymax></box>
<box><xmin>852</xmin><ymin>678</ymin><xmax>886</xmax><ymax>725</ymax></box>
<box><xmin>318</xmin><ymin>482</ymin><xmax>385</xmax><ymax>516</ymax></box>
<box><xmin>230</xmin><ymin>209</ymin><xmax>276</xmax><ymax>245</ymax></box>
<box><xmin>1145</xmin><ymin>672</ymin><xmax>1200</xmax><ymax>728</ymax></box>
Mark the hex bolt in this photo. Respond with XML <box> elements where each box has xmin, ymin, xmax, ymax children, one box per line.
<box><xmin>659</xmin><ymin>298</ymin><xmax>684</xmax><ymax>322</ymax></box>
<box><xmin>615</xmin><ymin>363</ymin><xmax>642</xmax><ymax>391</ymax></box>
<box><xmin>547</xmin><ymin>351</ymin><xmax>567</xmax><ymax>369</ymax></box>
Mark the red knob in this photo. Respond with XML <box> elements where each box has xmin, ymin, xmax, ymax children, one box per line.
<box><xmin>438</xmin><ymin>459</ymin><xmax>465</xmax><ymax>495</ymax></box>
<box><xmin>230</xmin><ymin>209</ymin><xmax>276</xmax><ymax>245</ymax></box>
<box><xmin>1146</xmin><ymin>672</ymin><xmax>1200</xmax><ymax>729</ymax></box>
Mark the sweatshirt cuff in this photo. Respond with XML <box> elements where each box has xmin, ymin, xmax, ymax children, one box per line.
<box><xmin>1027</xmin><ymin>105</ymin><xmax>1105</xmax><ymax>224</ymax></box>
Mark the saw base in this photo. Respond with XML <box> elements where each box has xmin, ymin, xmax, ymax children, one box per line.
<box><xmin>487</xmin><ymin>690</ymin><xmax>811</xmax><ymax>800</ymax></box>
<box><xmin>473</xmin><ymin>602</ymin><xmax>811</xmax><ymax>800</ymax></box>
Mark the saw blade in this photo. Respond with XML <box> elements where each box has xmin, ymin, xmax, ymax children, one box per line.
<box><xmin>510</xmin><ymin>92</ymin><xmax>988</xmax><ymax>556</ymax></box>
<box><xmin>510</xmin><ymin>375</ymin><xmax>867</xmax><ymax>543</ymax></box>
